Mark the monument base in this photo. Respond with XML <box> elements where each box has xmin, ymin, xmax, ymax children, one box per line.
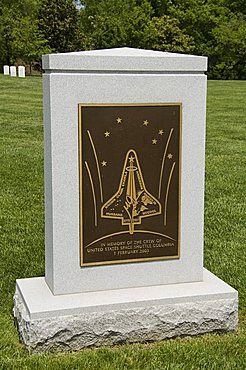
<box><xmin>13</xmin><ymin>269</ymin><xmax>238</xmax><ymax>353</ymax></box>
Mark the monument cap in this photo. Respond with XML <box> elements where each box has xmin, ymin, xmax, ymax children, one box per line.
<box><xmin>42</xmin><ymin>47</ymin><xmax>207</xmax><ymax>73</ymax></box>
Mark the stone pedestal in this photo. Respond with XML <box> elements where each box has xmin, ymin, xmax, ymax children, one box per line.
<box><xmin>13</xmin><ymin>48</ymin><xmax>238</xmax><ymax>352</ymax></box>
<box><xmin>14</xmin><ymin>269</ymin><xmax>237</xmax><ymax>352</ymax></box>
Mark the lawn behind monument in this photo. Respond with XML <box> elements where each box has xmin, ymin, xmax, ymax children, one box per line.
<box><xmin>0</xmin><ymin>75</ymin><xmax>245</xmax><ymax>369</ymax></box>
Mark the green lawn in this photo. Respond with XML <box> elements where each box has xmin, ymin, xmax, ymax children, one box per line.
<box><xmin>0</xmin><ymin>75</ymin><xmax>245</xmax><ymax>369</ymax></box>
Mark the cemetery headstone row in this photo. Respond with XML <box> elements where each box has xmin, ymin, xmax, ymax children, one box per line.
<box><xmin>3</xmin><ymin>65</ymin><xmax>25</xmax><ymax>78</ymax></box>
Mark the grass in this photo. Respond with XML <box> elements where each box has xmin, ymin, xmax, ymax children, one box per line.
<box><xmin>0</xmin><ymin>75</ymin><xmax>245</xmax><ymax>369</ymax></box>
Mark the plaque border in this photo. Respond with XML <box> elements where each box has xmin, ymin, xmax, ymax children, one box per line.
<box><xmin>78</xmin><ymin>103</ymin><xmax>182</xmax><ymax>267</ymax></box>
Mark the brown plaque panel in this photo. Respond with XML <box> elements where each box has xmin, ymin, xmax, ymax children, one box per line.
<box><xmin>79</xmin><ymin>104</ymin><xmax>181</xmax><ymax>266</ymax></box>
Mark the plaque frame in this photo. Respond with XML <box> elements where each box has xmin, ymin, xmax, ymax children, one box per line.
<box><xmin>78</xmin><ymin>103</ymin><xmax>182</xmax><ymax>267</ymax></box>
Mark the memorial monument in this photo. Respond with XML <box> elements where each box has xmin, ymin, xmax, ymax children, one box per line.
<box><xmin>13</xmin><ymin>48</ymin><xmax>238</xmax><ymax>352</ymax></box>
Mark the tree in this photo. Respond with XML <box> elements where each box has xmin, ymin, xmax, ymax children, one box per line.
<box><xmin>211</xmin><ymin>14</ymin><xmax>246</xmax><ymax>79</ymax></box>
<box><xmin>0</xmin><ymin>0</ymin><xmax>41</xmax><ymax>70</ymax></box>
<box><xmin>144</xmin><ymin>15</ymin><xmax>194</xmax><ymax>53</ymax></box>
<box><xmin>38</xmin><ymin>0</ymin><xmax>82</xmax><ymax>52</ymax></box>
<box><xmin>79</xmin><ymin>0</ymin><xmax>194</xmax><ymax>53</ymax></box>
<box><xmin>11</xmin><ymin>16</ymin><xmax>51</xmax><ymax>74</ymax></box>
<box><xmin>79</xmin><ymin>0</ymin><xmax>153</xmax><ymax>49</ymax></box>
<box><xmin>159</xmin><ymin>0</ymin><xmax>246</xmax><ymax>79</ymax></box>
<box><xmin>0</xmin><ymin>7</ymin><xmax>14</xmax><ymax>66</ymax></box>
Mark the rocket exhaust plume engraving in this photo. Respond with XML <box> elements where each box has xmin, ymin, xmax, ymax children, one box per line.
<box><xmin>101</xmin><ymin>149</ymin><xmax>161</xmax><ymax>234</ymax></box>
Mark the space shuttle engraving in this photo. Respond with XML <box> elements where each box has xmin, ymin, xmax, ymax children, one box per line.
<box><xmin>101</xmin><ymin>149</ymin><xmax>161</xmax><ymax>234</ymax></box>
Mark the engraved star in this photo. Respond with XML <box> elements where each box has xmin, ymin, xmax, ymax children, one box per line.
<box><xmin>129</xmin><ymin>156</ymin><xmax>135</xmax><ymax>163</ymax></box>
<box><xmin>152</xmin><ymin>139</ymin><xmax>157</xmax><ymax>145</ymax></box>
<box><xmin>116</xmin><ymin>117</ymin><xmax>122</xmax><ymax>124</ymax></box>
<box><xmin>143</xmin><ymin>120</ymin><xmax>149</xmax><ymax>126</ymax></box>
<box><xmin>101</xmin><ymin>161</ymin><xmax>107</xmax><ymax>166</ymax></box>
<box><xmin>158</xmin><ymin>129</ymin><xmax>164</xmax><ymax>135</ymax></box>
<box><xmin>167</xmin><ymin>153</ymin><xmax>173</xmax><ymax>159</ymax></box>
<box><xmin>104</xmin><ymin>131</ymin><xmax>110</xmax><ymax>137</ymax></box>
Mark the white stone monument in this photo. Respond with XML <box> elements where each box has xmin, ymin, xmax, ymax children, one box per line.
<box><xmin>18</xmin><ymin>66</ymin><xmax>25</xmax><ymax>78</ymax></box>
<box><xmin>10</xmin><ymin>66</ymin><xmax>17</xmax><ymax>77</ymax></box>
<box><xmin>3</xmin><ymin>65</ymin><xmax>9</xmax><ymax>75</ymax></box>
<box><xmin>13</xmin><ymin>48</ymin><xmax>238</xmax><ymax>353</ymax></box>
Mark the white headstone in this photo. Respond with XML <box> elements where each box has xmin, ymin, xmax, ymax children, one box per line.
<box><xmin>14</xmin><ymin>48</ymin><xmax>238</xmax><ymax>352</ymax></box>
<box><xmin>10</xmin><ymin>66</ymin><xmax>17</xmax><ymax>77</ymax></box>
<box><xmin>18</xmin><ymin>66</ymin><xmax>25</xmax><ymax>78</ymax></box>
<box><xmin>3</xmin><ymin>65</ymin><xmax>10</xmax><ymax>75</ymax></box>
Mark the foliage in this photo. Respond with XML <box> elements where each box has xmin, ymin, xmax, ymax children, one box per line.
<box><xmin>79</xmin><ymin>0</ymin><xmax>153</xmax><ymax>49</ymax></box>
<box><xmin>148</xmin><ymin>0</ymin><xmax>170</xmax><ymax>17</ymax></box>
<box><xmin>211</xmin><ymin>14</ymin><xmax>246</xmax><ymax>79</ymax></box>
<box><xmin>79</xmin><ymin>0</ymin><xmax>194</xmax><ymax>54</ymax></box>
<box><xmin>159</xmin><ymin>0</ymin><xmax>246</xmax><ymax>79</ymax></box>
<box><xmin>0</xmin><ymin>0</ymin><xmax>48</xmax><ymax>71</ymax></box>
<box><xmin>0</xmin><ymin>0</ymin><xmax>38</xmax><ymax>17</ymax></box>
<box><xmin>0</xmin><ymin>7</ymin><xmax>15</xmax><ymax>66</ymax></box>
<box><xmin>144</xmin><ymin>15</ymin><xmax>194</xmax><ymax>53</ymax></box>
<box><xmin>38</xmin><ymin>0</ymin><xmax>83</xmax><ymax>53</ymax></box>
<box><xmin>11</xmin><ymin>16</ymin><xmax>51</xmax><ymax>67</ymax></box>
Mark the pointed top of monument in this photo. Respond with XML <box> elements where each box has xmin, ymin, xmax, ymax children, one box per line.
<box><xmin>42</xmin><ymin>47</ymin><xmax>207</xmax><ymax>72</ymax></box>
<box><xmin>58</xmin><ymin>47</ymin><xmax>178</xmax><ymax>57</ymax></box>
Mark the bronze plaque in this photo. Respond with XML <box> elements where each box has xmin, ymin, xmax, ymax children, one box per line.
<box><xmin>79</xmin><ymin>104</ymin><xmax>181</xmax><ymax>266</ymax></box>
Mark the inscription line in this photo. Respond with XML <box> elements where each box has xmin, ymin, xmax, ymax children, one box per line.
<box><xmin>85</xmin><ymin>230</ymin><xmax>176</xmax><ymax>248</ymax></box>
